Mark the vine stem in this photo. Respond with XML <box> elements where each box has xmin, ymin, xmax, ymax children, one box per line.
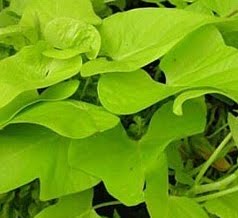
<box><xmin>93</xmin><ymin>201</ymin><xmax>122</xmax><ymax>210</ymax></box>
<box><xmin>79</xmin><ymin>201</ymin><xmax>122</xmax><ymax>217</ymax></box>
<box><xmin>207</xmin><ymin>124</ymin><xmax>228</xmax><ymax>139</ymax></box>
<box><xmin>191</xmin><ymin>172</ymin><xmax>238</xmax><ymax>195</ymax></box>
<box><xmin>80</xmin><ymin>78</ymin><xmax>91</xmax><ymax>100</ymax></box>
<box><xmin>194</xmin><ymin>185</ymin><xmax>238</xmax><ymax>202</ymax></box>
<box><xmin>194</xmin><ymin>133</ymin><xmax>232</xmax><ymax>185</ymax></box>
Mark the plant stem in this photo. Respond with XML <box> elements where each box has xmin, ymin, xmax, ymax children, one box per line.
<box><xmin>93</xmin><ymin>201</ymin><xmax>122</xmax><ymax>210</ymax></box>
<box><xmin>80</xmin><ymin>78</ymin><xmax>91</xmax><ymax>100</ymax></box>
<box><xmin>194</xmin><ymin>133</ymin><xmax>232</xmax><ymax>185</ymax></box>
<box><xmin>207</xmin><ymin>124</ymin><xmax>228</xmax><ymax>139</ymax></box>
<box><xmin>194</xmin><ymin>185</ymin><xmax>238</xmax><ymax>202</ymax></box>
<box><xmin>192</xmin><ymin>173</ymin><xmax>238</xmax><ymax>195</ymax></box>
<box><xmin>79</xmin><ymin>201</ymin><xmax>122</xmax><ymax>217</ymax></box>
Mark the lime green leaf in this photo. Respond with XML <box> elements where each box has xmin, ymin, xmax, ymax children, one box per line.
<box><xmin>204</xmin><ymin>193</ymin><xmax>238</xmax><ymax>218</ymax></box>
<box><xmin>168</xmin><ymin>197</ymin><xmax>209</xmax><ymax>218</ymax></box>
<box><xmin>0</xmin><ymin>24</ymin><xmax>28</xmax><ymax>49</ymax></box>
<box><xmin>39</xmin><ymin>80</ymin><xmax>79</xmax><ymax>101</ymax></box>
<box><xmin>0</xmin><ymin>124</ymin><xmax>99</xmax><ymax>200</ymax></box>
<box><xmin>0</xmin><ymin>80</ymin><xmax>79</xmax><ymax>128</ymax></box>
<box><xmin>90</xmin><ymin>0</ymin><xmax>112</xmax><ymax>18</ymax></box>
<box><xmin>69</xmin><ymin>124</ymin><xmax>144</xmax><ymax>205</ymax></box>
<box><xmin>9</xmin><ymin>0</ymin><xmax>31</xmax><ymax>15</ymax></box>
<box><xmin>82</xmin><ymin>8</ymin><xmax>215</xmax><ymax>76</ymax></box>
<box><xmin>36</xmin><ymin>190</ymin><xmax>93</xmax><ymax>218</ymax></box>
<box><xmin>161</xmin><ymin>25</ymin><xmax>238</xmax><ymax>103</ymax></box>
<box><xmin>140</xmin><ymin>98</ymin><xmax>206</xmax><ymax>167</ymax></box>
<box><xmin>44</xmin><ymin>18</ymin><xmax>101</xmax><ymax>59</ymax></box>
<box><xmin>0</xmin><ymin>91</ymin><xmax>38</xmax><ymax>127</ymax></box>
<box><xmin>98</xmin><ymin>69</ymin><xmax>181</xmax><ymax>114</ymax></box>
<box><xmin>166</xmin><ymin>142</ymin><xmax>194</xmax><ymax>185</ymax></box>
<box><xmin>78</xmin><ymin>210</ymin><xmax>101</xmax><ymax>218</ymax></box>
<box><xmin>228</xmin><ymin>114</ymin><xmax>238</xmax><ymax>145</ymax></box>
<box><xmin>201</xmin><ymin>0</ymin><xmax>238</xmax><ymax>17</ymax></box>
<box><xmin>99</xmin><ymin>25</ymin><xmax>233</xmax><ymax>117</ymax></box>
<box><xmin>185</xmin><ymin>1</ymin><xmax>213</xmax><ymax>15</ymax></box>
<box><xmin>0</xmin><ymin>42</ymin><xmax>82</xmax><ymax>109</ymax></box>
<box><xmin>0</xmin><ymin>9</ymin><xmax>19</xmax><ymax>27</ymax></box>
<box><xmin>69</xmin><ymin>99</ymin><xmax>206</xmax><ymax>206</ymax></box>
<box><xmin>144</xmin><ymin>152</ymin><xmax>207</xmax><ymax>218</ymax></box>
<box><xmin>169</xmin><ymin>0</ymin><xmax>187</xmax><ymax>8</ymax></box>
<box><xmin>173</xmin><ymin>89</ymin><xmax>225</xmax><ymax>116</ymax></box>
<box><xmin>8</xmin><ymin>100</ymin><xmax>119</xmax><ymax>139</ymax></box>
<box><xmin>144</xmin><ymin>154</ymin><xmax>169</xmax><ymax>218</ymax></box>
<box><xmin>20</xmin><ymin>0</ymin><xmax>101</xmax><ymax>35</ymax></box>
<box><xmin>43</xmin><ymin>48</ymin><xmax>85</xmax><ymax>60</ymax></box>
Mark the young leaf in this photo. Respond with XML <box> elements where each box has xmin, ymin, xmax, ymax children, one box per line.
<box><xmin>43</xmin><ymin>18</ymin><xmax>101</xmax><ymax>60</ymax></box>
<box><xmin>8</xmin><ymin>100</ymin><xmax>119</xmax><ymax>139</ymax></box>
<box><xmin>69</xmin><ymin>124</ymin><xmax>144</xmax><ymax>205</ymax></box>
<box><xmin>36</xmin><ymin>190</ymin><xmax>93</xmax><ymax>218</ymax></box>
<box><xmin>0</xmin><ymin>42</ymin><xmax>82</xmax><ymax>109</ymax></box>
<box><xmin>20</xmin><ymin>0</ymin><xmax>101</xmax><ymax>35</ymax></box>
<box><xmin>82</xmin><ymin>8</ymin><xmax>215</xmax><ymax>76</ymax></box>
<box><xmin>0</xmin><ymin>124</ymin><xmax>99</xmax><ymax>200</ymax></box>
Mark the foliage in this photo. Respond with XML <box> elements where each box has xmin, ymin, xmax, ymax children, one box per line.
<box><xmin>0</xmin><ymin>0</ymin><xmax>238</xmax><ymax>217</ymax></box>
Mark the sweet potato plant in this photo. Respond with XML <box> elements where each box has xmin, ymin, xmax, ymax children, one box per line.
<box><xmin>0</xmin><ymin>0</ymin><xmax>238</xmax><ymax>217</ymax></box>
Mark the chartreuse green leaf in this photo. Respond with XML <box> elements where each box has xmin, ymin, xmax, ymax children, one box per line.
<box><xmin>39</xmin><ymin>80</ymin><xmax>79</xmax><ymax>101</ymax></box>
<box><xmin>9</xmin><ymin>0</ymin><xmax>31</xmax><ymax>15</ymax></box>
<box><xmin>43</xmin><ymin>18</ymin><xmax>101</xmax><ymax>60</ymax></box>
<box><xmin>77</xmin><ymin>209</ymin><xmax>101</xmax><ymax>218</ymax></box>
<box><xmin>81</xmin><ymin>8</ymin><xmax>215</xmax><ymax>76</ymax></box>
<box><xmin>201</xmin><ymin>0</ymin><xmax>238</xmax><ymax>17</ymax></box>
<box><xmin>0</xmin><ymin>24</ymin><xmax>28</xmax><ymax>49</ymax></box>
<box><xmin>140</xmin><ymin>98</ymin><xmax>206</xmax><ymax>167</ymax></box>
<box><xmin>36</xmin><ymin>190</ymin><xmax>93</xmax><ymax>218</ymax></box>
<box><xmin>7</xmin><ymin>100</ymin><xmax>119</xmax><ymax>139</ymax></box>
<box><xmin>161</xmin><ymin>25</ymin><xmax>238</xmax><ymax>102</ymax></box>
<box><xmin>69</xmin><ymin>98</ymin><xmax>206</xmax><ymax>206</ymax></box>
<box><xmin>98</xmin><ymin>69</ymin><xmax>181</xmax><ymax>114</ymax></box>
<box><xmin>173</xmin><ymin>89</ymin><xmax>225</xmax><ymax>116</ymax></box>
<box><xmin>98</xmin><ymin>26</ymin><xmax>238</xmax><ymax>114</ymax></box>
<box><xmin>0</xmin><ymin>124</ymin><xmax>99</xmax><ymax>200</ymax></box>
<box><xmin>0</xmin><ymin>9</ymin><xmax>19</xmax><ymax>27</ymax></box>
<box><xmin>204</xmin><ymin>193</ymin><xmax>238</xmax><ymax>218</ymax></box>
<box><xmin>0</xmin><ymin>80</ymin><xmax>79</xmax><ymax>127</ymax></box>
<box><xmin>144</xmin><ymin>154</ymin><xmax>169</xmax><ymax>218</ymax></box>
<box><xmin>166</xmin><ymin>142</ymin><xmax>194</xmax><ymax>185</ymax></box>
<box><xmin>145</xmin><ymin>152</ymin><xmax>207</xmax><ymax>218</ymax></box>
<box><xmin>69</xmin><ymin>124</ymin><xmax>144</xmax><ymax>205</ymax></box>
<box><xmin>168</xmin><ymin>197</ymin><xmax>209</xmax><ymax>218</ymax></box>
<box><xmin>98</xmin><ymin>25</ymin><xmax>238</xmax><ymax>115</ymax></box>
<box><xmin>185</xmin><ymin>1</ymin><xmax>213</xmax><ymax>16</ymax></box>
<box><xmin>228</xmin><ymin>114</ymin><xmax>238</xmax><ymax>145</ymax></box>
<box><xmin>0</xmin><ymin>42</ymin><xmax>82</xmax><ymax>109</ymax></box>
<box><xmin>20</xmin><ymin>0</ymin><xmax>101</xmax><ymax>33</ymax></box>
